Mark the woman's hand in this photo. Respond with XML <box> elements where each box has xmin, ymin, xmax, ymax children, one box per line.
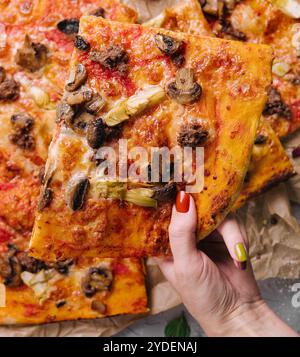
<box><xmin>158</xmin><ymin>191</ymin><xmax>298</xmax><ymax>337</ymax></box>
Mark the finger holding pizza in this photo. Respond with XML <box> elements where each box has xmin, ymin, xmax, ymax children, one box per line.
<box><xmin>158</xmin><ymin>191</ymin><xmax>298</xmax><ymax>337</ymax></box>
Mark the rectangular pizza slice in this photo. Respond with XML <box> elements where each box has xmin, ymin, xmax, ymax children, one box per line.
<box><xmin>0</xmin><ymin>0</ymin><xmax>137</xmax><ymax>235</ymax></box>
<box><xmin>144</xmin><ymin>0</ymin><xmax>212</xmax><ymax>36</ymax></box>
<box><xmin>29</xmin><ymin>16</ymin><xmax>273</xmax><ymax>261</ymax></box>
<box><xmin>233</xmin><ymin>117</ymin><xmax>294</xmax><ymax>209</ymax></box>
<box><xmin>150</xmin><ymin>0</ymin><xmax>294</xmax><ymax>210</ymax></box>
<box><xmin>0</xmin><ymin>0</ymin><xmax>148</xmax><ymax>323</ymax></box>
<box><xmin>202</xmin><ymin>0</ymin><xmax>300</xmax><ymax>138</ymax></box>
<box><xmin>0</xmin><ymin>235</ymin><xmax>147</xmax><ymax>325</ymax></box>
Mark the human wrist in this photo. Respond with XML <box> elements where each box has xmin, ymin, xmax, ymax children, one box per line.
<box><xmin>199</xmin><ymin>300</ymin><xmax>298</xmax><ymax>337</ymax></box>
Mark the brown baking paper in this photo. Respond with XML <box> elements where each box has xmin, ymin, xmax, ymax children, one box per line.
<box><xmin>285</xmin><ymin>130</ymin><xmax>300</xmax><ymax>203</ymax></box>
<box><xmin>1</xmin><ymin>0</ymin><xmax>300</xmax><ymax>337</ymax></box>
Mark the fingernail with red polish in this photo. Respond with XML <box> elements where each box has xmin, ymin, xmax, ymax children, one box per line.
<box><xmin>176</xmin><ymin>191</ymin><xmax>190</xmax><ymax>213</ymax></box>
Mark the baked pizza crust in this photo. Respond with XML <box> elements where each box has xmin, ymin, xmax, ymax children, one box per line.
<box><xmin>30</xmin><ymin>16</ymin><xmax>273</xmax><ymax>260</ymax></box>
<box><xmin>206</xmin><ymin>0</ymin><xmax>300</xmax><ymax>138</ymax></box>
<box><xmin>0</xmin><ymin>0</ymin><xmax>148</xmax><ymax>324</ymax></box>
<box><xmin>144</xmin><ymin>0</ymin><xmax>211</xmax><ymax>36</ymax></box>
<box><xmin>161</xmin><ymin>0</ymin><xmax>294</xmax><ymax>210</ymax></box>
<box><xmin>233</xmin><ymin>117</ymin><xmax>294</xmax><ymax>209</ymax></box>
<box><xmin>0</xmin><ymin>249</ymin><xmax>147</xmax><ymax>325</ymax></box>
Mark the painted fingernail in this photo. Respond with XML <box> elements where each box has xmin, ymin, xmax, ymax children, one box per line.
<box><xmin>235</xmin><ymin>260</ymin><xmax>247</xmax><ymax>271</ymax></box>
<box><xmin>176</xmin><ymin>191</ymin><xmax>190</xmax><ymax>213</ymax></box>
<box><xmin>234</xmin><ymin>242</ymin><xmax>247</xmax><ymax>262</ymax></box>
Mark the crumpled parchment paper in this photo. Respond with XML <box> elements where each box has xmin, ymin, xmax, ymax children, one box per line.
<box><xmin>1</xmin><ymin>0</ymin><xmax>300</xmax><ymax>337</ymax></box>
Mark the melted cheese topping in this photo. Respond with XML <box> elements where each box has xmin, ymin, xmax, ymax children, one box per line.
<box><xmin>30</xmin><ymin>15</ymin><xmax>273</xmax><ymax>261</ymax></box>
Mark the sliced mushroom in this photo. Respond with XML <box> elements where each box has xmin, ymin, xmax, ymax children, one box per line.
<box><xmin>0</xmin><ymin>66</ymin><xmax>6</xmax><ymax>83</ymax></box>
<box><xmin>85</xmin><ymin>92</ymin><xmax>105</xmax><ymax>114</ymax></box>
<box><xmin>171</xmin><ymin>51</ymin><xmax>185</xmax><ymax>68</ymax></box>
<box><xmin>67</xmin><ymin>178</ymin><xmax>90</xmax><ymax>211</ymax></box>
<box><xmin>90</xmin><ymin>7</ymin><xmax>105</xmax><ymax>17</ymax></box>
<box><xmin>0</xmin><ymin>78</ymin><xmax>20</xmax><ymax>101</ymax></box>
<box><xmin>38</xmin><ymin>187</ymin><xmax>53</xmax><ymax>212</ymax></box>
<box><xmin>64</xmin><ymin>86</ymin><xmax>93</xmax><ymax>106</ymax></box>
<box><xmin>17</xmin><ymin>252</ymin><xmax>47</xmax><ymax>273</ymax></box>
<box><xmin>65</xmin><ymin>63</ymin><xmax>87</xmax><ymax>92</ymax></box>
<box><xmin>10</xmin><ymin>112</ymin><xmax>35</xmax><ymax>150</ymax></box>
<box><xmin>74</xmin><ymin>35</ymin><xmax>90</xmax><ymax>51</ymax></box>
<box><xmin>11</xmin><ymin>112</ymin><xmax>34</xmax><ymax>131</ymax></box>
<box><xmin>70</xmin><ymin>111</ymin><xmax>94</xmax><ymax>134</ymax></box>
<box><xmin>154</xmin><ymin>33</ymin><xmax>185</xmax><ymax>67</ymax></box>
<box><xmin>217</xmin><ymin>2</ymin><xmax>247</xmax><ymax>41</ymax></box>
<box><xmin>263</xmin><ymin>86</ymin><xmax>291</xmax><ymax>120</ymax></box>
<box><xmin>202</xmin><ymin>0</ymin><xmax>238</xmax><ymax>16</ymax></box>
<box><xmin>91</xmin><ymin>300</ymin><xmax>106</xmax><ymax>314</ymax></box>
<box><xmin>57</xmin><ymin>18</ymin><xmax>79</xmax><ymax>35</ymax></box>
<box><xmin>15</xmin><ymin>35</ymin><xmax>48</xmax><ymax>72</ymax></box>
<box><xmin>167</xmin><ymin>68</ymin><xmax>202</xmax><ymax>105</ymax></box>
<box><xmin>53</xmin><ymin>259</ymin><xmax>73</xmax><ymax>275</ymax></box>
<box><xmin>10</xmin><ymin>131</ymin><xmax>35</xmax><ymax>150</ymax></box>
<box><xmin>177</xmin><ymin>122</ymin><xmax>209</xmax><ymax>147</ymax></box>
<box><xmin>104</xmin><ymin>123</ymin><xmax>123</xmax><ymax>142</ymax></box>
<box><xmin>220</xmin><ymin>21</ymin><xmax>247</xmax><ymax>41</ymax></box>
<box><xmin>202</xmin><ymin>0</ymin><xmax>218</xmax><ymax>16</ymax></box>
<box><xmin>81</xmin><ymin>266</ymin><xmax>113</xmax><ymax>297</ymax></box>
<box><xmin>87</xmin><ymin>118</ymin><xmax>106</xmax><ymax>149</ymax></box>
<box><xmin>254</xmin><ymin>134</ymin><xmax>267</xmax><ymax>145</ymax></box>
<box><xmin>56</xmin><ymin>300</ymin><xmax>67</xmax><ymax>308</ymax></box>
<box><xmin>89</xmin><ymin>46</ymin><xmax>129</xmax><ymax>74</ymax></box>
<box><xmin>154</xmin><ymin>34</ymin><xmax>183</xmax><ymax>55</ymax></box>
<box><xmin>56</xmin><ymin>101</ymin><xmax>75</xmax><ymax>124</ymax></box>
<box><xmin>152</xmin><ymin>182</ymin><xmax>177</xmax><ymax>202</ymax></box>
<box><xmin>0</xmin><ymin>245</ymin><xmax>22</xmax><ymax>287</ymax></box>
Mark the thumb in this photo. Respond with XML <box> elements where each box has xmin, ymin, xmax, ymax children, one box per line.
<box><xmin>168</xmin><ymin>191</ymin><xmax>198</xmax><ymax>266</ymax></box>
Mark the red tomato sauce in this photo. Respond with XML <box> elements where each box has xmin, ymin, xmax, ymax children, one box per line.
<box><xmin>132</xmin><ymin>297</ymin><xmax>147</xmax><ymax>310</ymax></box>
<box><xmin>291</xmin><ymin>100</ymin><xmax>300</xmax><ymax>121</ymax></box>
<box><xmin>23</xmin><ymin>303</ymin><xmax>42</xmax><ymax>317</ymax></box>
<box><xmin>0</xmin><ymin>182</ymin><xmax>16</xmax><ymax>191</ymax></box>
<box><xmin>79</xmin><ymin>53</ymin><xmax>137</xmax><ymax>97</ymax></box>
<box><xmin>117</xmin><ymin>26</ymin><xmax>143</xmax><ymax>50</ymax></box>
<box><xmin>113</xmin><ymin>262</ymin><xmax>130</xmax><ymax>275</ymax></box>
<box><xmin>44</xmin><ymin>29</ymin><xmax>74</xmax><ymax>53</ymax></box>
<box><xmin>0</xmin><ymin>227</ymin><xmax>12</xmax><ymax>243</ymax></box>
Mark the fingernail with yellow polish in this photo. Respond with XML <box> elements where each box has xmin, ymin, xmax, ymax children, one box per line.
<box><xmin>234</xmin><ymin>243</ymin><xmax>247</xmax><ymax>262</ymax></box>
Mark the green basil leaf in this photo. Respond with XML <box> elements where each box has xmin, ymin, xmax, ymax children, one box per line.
<box><xmin>164</xmin><ymin>312</ymin><xmax>191</xmax><ymax>337</ymax></box>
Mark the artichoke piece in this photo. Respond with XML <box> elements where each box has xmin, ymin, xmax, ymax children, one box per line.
<box><xmin>144</xmin><ymin>11</ymin><xmax>166</xmax><ymax>28</ymax></box>
<box><xmin>104</xmin><ymin>85</ymin><xmax>165</xmax><ymax>126</ymax></box>
<box><xmin>21</xmin><ymin>269</ymin><xmax>57</xmax><ymax>304</ymax></box>
<box><xmin>93</xmin><ymin>182</ymin><xmax>158</xmax><ymax>208</ymax></box>
<box><xmin>272</xmin><ymin>62</ymin><xmax>290</xmax><ymax>77</ymax></box>
<box><xmin>29</xmin><ymin>86</ymin><xmax>55</xmax><ymax>109</ymax></box>
<box><xmin>124</xmin><ymin>188</ymin><xmax>157</xmax><ymax>208</ymax></box>
<box><xmin>95</xmin><ymin>182</ymin><xmax>126</xmax><ymax>200</ymax></box>
<box><xmin>272</xmin><ymin>0</ymin><xmax>300</xmax><ymax>18</ymax></box>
